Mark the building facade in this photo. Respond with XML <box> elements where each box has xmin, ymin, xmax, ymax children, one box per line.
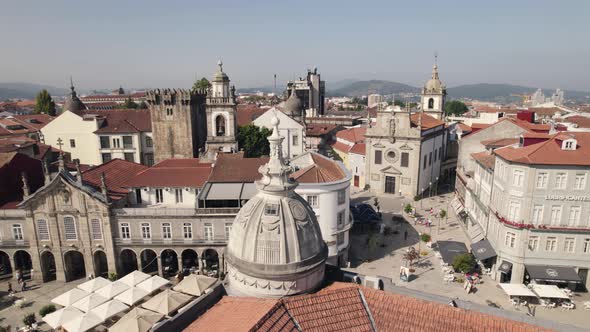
<box><xmin>287</xmin><ymin>68</ymin><xmax>325</xmax><ymax>117</ymax></box>
<box><xmin>252</xmin><ymin>108</ymin><xmax>305</xmax><ymax>159</ymax></box>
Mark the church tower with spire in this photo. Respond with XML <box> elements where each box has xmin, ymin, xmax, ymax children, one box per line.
<box><xmin>421</xmin><ymin>59</ymin><xmax>446</xmax><ymax>120</ymax></box>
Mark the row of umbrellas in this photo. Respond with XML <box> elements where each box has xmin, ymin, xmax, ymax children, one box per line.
<box><xmin>45</xmin><ymin>271</ymin><xmax>217</xmax><ymax>332</ymax></box>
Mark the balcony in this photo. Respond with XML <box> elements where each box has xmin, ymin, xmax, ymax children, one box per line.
<box><xmin>113</xmin><ymin>207</ymin><xmax>240</xmax><ymax>217</ymax></box>
<box><xmin>0</xmin><ymin>209</ymin><xmax>26</xmax><ymax>218</ymax></box>
<box><xmin>114</xmin><ymin>236</ymin><xmax>227</xmax><ymax>246</ymax></box>
<box><xmin>0</xmin><ymin>239</ymin><xmax>30</xmax><ymax>247</ymax></box>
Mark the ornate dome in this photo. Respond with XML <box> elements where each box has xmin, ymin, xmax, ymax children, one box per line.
<box><xmin>213</xmin><ymin>60</ymin><xmax>229</xmax><ymax>82</ymax></box>
<box><xmin>226</xmin><ymin>115</ymin><xmax>327</xmax><ymax>298</ymax></box>
<box><xmin>283</xmin><ymin>89</ymin><xmax>303</xmax><ymax>117</ymax></box>
<box><xmin>424</xmin><ymin>64</ymin><xmax>444</xmax><ymax>93</ymax></box>
<box><xmin>63</xmin><ymin>82</ymin><xmax>86</xmax><ymax>115</ymax></box>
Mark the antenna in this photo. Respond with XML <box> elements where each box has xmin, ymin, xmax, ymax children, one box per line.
<box><xmin>434</xmin><ymin>51</ymin><xmax>438</xmax><ymax>65</ymax></box>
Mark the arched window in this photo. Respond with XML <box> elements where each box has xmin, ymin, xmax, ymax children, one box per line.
<box><xmin>428</xmin><ymin>98</ymin><xmax>434</xmax><ymax>109</ymax></box>
<box><xmin>215</xmin><ymin>115</ymin><xmax>226</xmax><ymax>136</ymax></box>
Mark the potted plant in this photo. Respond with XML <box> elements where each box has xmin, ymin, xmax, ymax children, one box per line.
<box><xmin>403</xmin><ymin>247</ymin><xmax>420</xmax><ymax>272</ymax></box>
<box><xmin>404</xmin><ymin>204</ymin><xmax>413</xmax><ymax>214</ymax></box>
<box><xmin>108</xmin><ymin>272</ymin><xmax>118</xmax><ymax>281</ymax></box>
<box><xmin>420</xmin><ymin>233</ymin><xmax>431</xmax><ymax>243</ymax></box>
<box><xmin>39</xmin><ymin>304</ymin><xmax>56</xmax><ymax>317</ymax></box>
<box><xmin>22</xmin><ymin>313</ymin><xmax>36</xmax><ymax>328</ymax></box>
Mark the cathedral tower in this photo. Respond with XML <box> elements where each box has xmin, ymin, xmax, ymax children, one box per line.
<box><xmin>421</xmin><ymin>61</ymin><xmax>446</xmax><ymax>120</ymax></box>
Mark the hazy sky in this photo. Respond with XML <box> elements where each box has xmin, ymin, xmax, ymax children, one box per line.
<box><xmin>1</xmin><ymin>0</ymin><xmax>589</xmax><ymax>91</ymax></box>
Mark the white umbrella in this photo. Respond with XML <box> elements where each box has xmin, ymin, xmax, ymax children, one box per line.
<box><xmin>114</xmin><ymin>287</ymin><xmax>150</xmax><ymax>306</ymax></box>
<box><xmin>136</xmin><ymin>275</ymin><xmax>170</xmax><ymax>293</ymax></box>
<box><xmin>42</xmin><ymin>306</ymin><xmax>84</xmax><ymax>329</ymax></box>
<box><xmin>96</xmin><ymin>281</ymin><xmax>130</xmax><ymax>299</ymax></box>
<box><xmin>109</xmin><ymin>307</ymin><xmax>164</xmax><ymax>332</ymax></box>
<box><xmin>118</xmin><ymin>270</ymin><xmax>151</xmax><ymax>287</ymax></box>
<box><xmin>90</xmin><ymin>299</ymin><xmax>129</xmax><ymax>321</ymax></box>
<box><xmin>173</xmin><ymin>274</ymin><xmax>217</xmax><ymax>296</ymax></box>
<box><xmin>141</xmin><ymin>289</ymin><xmax>192</xmax><ymax>316</ymax></box>
<box><xmin>78</xmin><ymin>276</ymin><xmax>112</xmax><ymax>293</ymax></box>
<box><xmin>72</xmin><ymin>293</ymin><xmax>109</xmax><ymax>312</ymax></box>
<box><xmin>62</xmin><ymin>311</ymin><xmax>103</xmax><ymax>332</ymax></box>
<box><xmin>51</xmin><ymin>288</ymin><xmax>90</xmax><ymax>307</ymax></box>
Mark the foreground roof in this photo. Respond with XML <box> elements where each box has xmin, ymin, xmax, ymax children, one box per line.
<box><xmin>82</xmin><ymin>159</ymin><xmax>148</xmax><ymax>200</ymax></box>
<box><xmin>335</xmin><ymin>127</ymin><xmax>366</xmax><ymax>143</ymax></box>
<box><xmin>207</xmin><ymin>153</ymin><xmax>268</xmax><ymax>183</ymax></box>
<box><xmin>291</xmin><ymin>152</ymin><xmax>348</xmax><ymax>183</ymax></box>
<box><xmin>90</xmin><ymin>109</ymin><xmax>151</xmax><ymax>133</ymax></box>
<box><xmin>410</xmin><ymin>112</ymin><xmax>445</xmax><ymax>130</ymax></box>
<box><xmin>471</xmin><ymin>151</ymin><xmax>496</xmax><ymax>170</ymax></box>
<box><xmin>123</xmin><ymin>159</ymin><xmax>212</xmax><ymax>188</ymax></box>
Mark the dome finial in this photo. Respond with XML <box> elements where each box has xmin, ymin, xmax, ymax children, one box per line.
<box><xmin>217</xmin><ymin>59</ymin><xmax>223</xmax><ymax>72</ymax></box>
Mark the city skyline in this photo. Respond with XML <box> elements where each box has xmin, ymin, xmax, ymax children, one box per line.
<box><xmin>1</xmin><ymin>0</ymin><xmax>589</xmax><ymax>91</ymax></box>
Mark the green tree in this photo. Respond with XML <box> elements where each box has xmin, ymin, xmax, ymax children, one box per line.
<box><xmin>137</xmin><ymin>101</ymin><xmax>148</xmax><ymax>109</ymax></box>
<box><xmin>34</xmin><ymin>89</ymin><xmax>56</xmax><ymax>116</ymax></box>
<box><xmin>193</xmin><ymin>77</ymin><xmax>211</xmax><ymax>91</ymax></box>
<box><xmin>237</xmin><ymin>124</ymin><xmax>271</xmax><ymax>157</ymax></box>
<box><xmin>393</xmin><ymin>100</ymin><xmax>418</xmax><ymax>108</ymax></box>
<box><xmin>444</xmin><ymin>100</ymin><xmax>468</xmax><ymax>116</ymax></box>
<box><xmin>452</xmin><ymin>253</ymin><xmax>475</xmax><ymax>273</ymax></box>
<box><xmin>404</xmin><ymin>204</ymin><xmax>413</xmax><ymax>214</ymax></box>
<box><xmin>121</xmin><ymin>97</ymin><xmax>138</xmax><ymax>109</ymax></box>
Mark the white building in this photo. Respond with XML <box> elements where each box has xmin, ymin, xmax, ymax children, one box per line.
<box><xmin>367</xmin><ymin>94</ymin><xmax>383</xmax><ymax>108</ymax></box>
<box><xmin>252</xmin><ymin>107</ymin><xmax>305</xmax><ymax>159</ymax></box>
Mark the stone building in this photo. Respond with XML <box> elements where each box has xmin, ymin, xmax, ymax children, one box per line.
<box><xmin>420</xmin><ymin>63</ymin><xmax>446</xmax><ymax>120</ymax></box>
<box><xmin>287</xmin><ymin>67</ymin><xmax>325</xmax><ymax>117</ymax></box>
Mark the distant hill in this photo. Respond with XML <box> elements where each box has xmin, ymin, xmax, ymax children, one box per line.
<box><xmin>0</xmin><ymin>82</ymin><xmax>69</xmax><ymax>100</ymax></box>
<box><xmin>328</xmin><ymin>80</ymin><xmax>419</xmax><ymax>97</ymax></box>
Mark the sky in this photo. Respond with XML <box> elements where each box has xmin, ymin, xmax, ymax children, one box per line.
<box><xmin>1</xmin><ymin>0</ymin><xmax>589</xmax><ymax>91</ymax></box>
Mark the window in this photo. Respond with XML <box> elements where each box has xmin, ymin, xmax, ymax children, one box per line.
<box><xmin>124</xmin><ymin>153</ymin><xmax>135</xmax><ymax>162</ymax></box>
<box><xmin>145</xmin><ymin>153</ymin><xmax>154</xmax><ymax>166</ymax></box>
<box><xmin>574</xmin><ymin>174</ymin><xmax>586</xmax><ymax>190</ymax></box>
<box><xmin>264</xmin><ymin>203</ymin><xmax>279</xmax><ymax>216</ymax></box>
<box><xmin>113</xmin><ymin>138</ymin><xmax>120</xmax><ymax>148</ymax></box>
<box><xmin>215</xmin><ymin>115</ymin><xmax>226</xmax><ymax>136</ymax></box>
<box><xmin>155</xmin><ymin>189</ymin><xmax>163</xmax><ymax>203</ymax></box>
<box><xmin>584</xmin><ymin>238</ymin><xmax>590</xmax><ymax>253</ymax></box>
<box><xmin>166</xmin><ymin>108</ymin><xmax>173</xmax><ymax>116</ymax></box>
<box><xmin>337</xmin><ymin>233</ymin><xmax>345</xmax><ymax>245</ymax></box>
<box><xmin>37</xmin><ymin>219</ymin><xmax>49</xmax><ymax>240</ymax></box>
<box><xmin>400</xmin><ymin>152</ymin><xmax>409</xmax><ymax>167</ymax></box>
<box><xmin>101</xmin><ymin>153</ymin><xmax>112</xmax><ymax>163</ymax></box>
<box><xmin>508</xmin><ymin>201</ymin><xmax>521</xmax><ymax>221</ymax></box>
<box><xmin>536</xmin><ymin>173</ymin><xmax>548</xmax><ymax>189</ymax></box>
<box><xmin>532</xmin><ymin>205</ymin><xmax>544</xmax><ymax>224</ymax></box>
<box><xmin>504</xmin><ymin>231</ymin><xmax>516</xmax><ymax>248</ymax></box>
<box><xmin>564</xmin><ymin>139</ymin><xmax>575</xmax><ymax>150</ymax></box>
<box><xmin>292</xmin><ymin>135</ymin><xmax>298</xmax><ymax>146</ymax></box>
<box><xmin>70</xmin><ymin>139</ymin><xmax>76</xmax><ymax>148</ymax></box>
<box><xmin>337</xmin><ymin>211</ymin><xmax>345</xmax><ymax>227</ymax></box>
<box><xmin>545</xmin><ymin>237</ymin><xmax>557</xmax><ymax>252</ymax></box>
<box><xmin>145</xmin><ymin>136</ymin><xmax>153</xmax><ymax>148</ymax></box>
<box><xmin>423</xmin><ymin>155</ymin><xmax>427</xmax><ymax>170</ymax></box>
<box><xmin>439</xmin><ymin>148</ymin><xmax>443</xmax><ymax>160</ymax></box>
<box><xmin>64</xmin><ymin>216</ymin><xmax>77</xmax><ymax>240</ymax></box>
<box><xmin>225</xmin><ymin>223</ymin><xmax>232</xmax><ymax>239</ymax></box>
<box><xmin>512</xmin><ymin>170</ymin><xmax>524</xmax><ymax>187</ymax></box>
<box><xmin>91</xmin><ymin>219</ymin><xmax>102</xmax><ymax>240</ymax></box>
<box><xmin>204</xmin><ymin>223</ymin><xmax>213</xmax><ymax>241</ymax></box>
<box><xmin>12</xmin><ymin>224</ymin><xmax>23</xmax><ymax>240</ymax></box>
<box><xmin>374</xmin><ymin>150</ymin><xmax>382</xmax><ymax>165</ymax></box>
<box><xmin>564</xmin><ymin>237</ymin><xmax>575</xmax><ymax>253</ymax></box>
<box><xmin>550</xmin><ymin>206</ymin><xmax>562</xmax><ymax>225</ymax></box>
<box><xmin>428</xmin><ymin>152</ymin><xmax>432</xmax><ymax>166</ymax></box>
<box><xmin>528</xmin><ymin>236</ymin><xmax>539</xmax><ymax>251</ymax></box>
<box><xmin>428</xmin><ymin>98</ymin><xmax>434</xmax><ymax>109</ymax></box>
<box><xmin>307</xmin><ymin>195</ymin><xmax>319</xmax><ymax>208</ymax></box>
<box><xmin>568</xmin><ymin>206</ymin><xmax>581</xmax><ymax>226</ymax></box>
<box><xmin>100</xmin><ymin>136</ymin><xmax>110</xmax><ymax>148</ymax></box>
<box><xmin>183</xmin><ymin>223</ymin><xmax>193</xmax><ymax>239</ymax></box>
<box><xmin>162</xmin><ymin>223</ymin><xmax>172</xmax><ymax>239</ymax></box>
<box><xmin>175</xmin><ymin>189</ymin><xmax>183</xmax><ymax>203</ymax></box>
<box><xmin>434</xmin><ymin>149</ymin><xmax>437</xmax><ymax>162</ymax></box>
<box><xmin>337</xmin><ymin>190</ymin><xmax>346</xmax><ymax>205</ymax></box>
<box><xmin>555</xmin><ymin>173</ymin><xmax>567</xmax><ymax>189</ymax></box>
<box><xmin>120</xmin><ymin>223</ymin><xmax>130</xmax><ymax>239</ymax></box>
<box><xmin>141</xmin><ymin>223</ymin><xmax>151</xmax><ymax>239</ymax></box>
<box><xmin>123</xmin><ymin>136</ymin><xmax>133</xmax><ymax>149</ymax></box>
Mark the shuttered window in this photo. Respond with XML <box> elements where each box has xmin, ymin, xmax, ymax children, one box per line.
<box><xmin>91</xmin><ymin>219</ymin><xmax>102</xmax><ymax>240</ymax></box>
<box><xmin>64</xmin><ymin>217</ymin><xmax>77</xmax><ymax>240</ymax></box>
<box><xmin>37</xmin><ymin>219</ymin><xmax>50</xmax><ymax>240</ymax></box>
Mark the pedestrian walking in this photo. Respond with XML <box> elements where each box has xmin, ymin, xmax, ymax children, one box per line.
<box><xmin>404</xmin><ymin>230</ymin><xmax>408</xmax><ymax>241</ymax></box>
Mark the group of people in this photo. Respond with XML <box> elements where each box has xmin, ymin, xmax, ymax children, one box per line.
<box><xmin>7</xmin><ymin>269</ymin><xmax>29</xmax><ymax>296</ymax></box>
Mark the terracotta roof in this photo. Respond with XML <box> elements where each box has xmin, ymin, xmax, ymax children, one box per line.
<box><xmin>88</xmin><ymin>109</ymin><xmax>151</xmax><ymax>133</ymax></box>
<box><xmin>471</xmin><ymin>151</ymin><xmax>496</xmax><ymax>170</ymax></box>
<box><xmin>457</xmin><ymin>123</ymin><xmax>472</xmax><ymax>133</ymax></box>
<box><xmin>480</xmin><ymin>138</ymin><xmax>519</xmax><ymax>148</ymax></box>
<box><xmin>330</xmin><ymin>141</ymin><xmax>352</xmax><ymax>153</ymax></box>
<box><xmin>82</xmin><ymin>159</ymin><xmax>148</xmax><ymax>200</ymax></box>
<box><xmin>349</xmin><ymin>143</ymin><xmax>366</xmax><ymax>155</ymax></box>
<box><xmin>123</xmin><ymin>159</ymin><xmax>212</xmax><ymax>188</ymax></box>
<box><xmin>559</xmin><ymin>115</ymin><xmax>590</xmax><ymax>128</ymax></box>
<box><xmin>335</xmin><ymin>127</ymin><xmax>365</xmax><ymax>144</ymax></box>
<box><xmin>85</xmin><ymin>102</ymin><xmax>119</xmax><ymax>110</ymax></box>
<box><xmin>237</xmin><ymin>104</ymin><xmax>268</xmax><ymax>127</ymax></box>
<box><xmin>494</xmin><ymin>132</ymin><xmax>590</xmax><ymax>166</ymax></box>
<box><xmin>9</xmin><ymin>114</ymin><xmax>54</xmax><ymax>129</ymax></box>
<box><xmin>207</xmin><ymin>153</ymin><xmax>268</xmax><ymax>183</ymax></box>
<box><xmin>410</xmin><ymin>112</ymin><xmax>445</xmax><ymax>130</ymax></box>
<box><xmin>291</xmin><ymin>153</ymin><xmax>347</xmax><ymax>183</ymax></box>
<box><xmin>306</xmin><ymin>124</ymin><xmax>341</xmax><ymax>137</ymax></box>
<box><xmin>0</xmin><ymin>136</ymin><xmax>36</xmax><ymax>153</ymax></box>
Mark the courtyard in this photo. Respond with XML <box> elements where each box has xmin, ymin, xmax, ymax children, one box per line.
<box><xmin>346</xmin><ymin>190</ymin><xmax>590</xmax><ymax>330</ymax></box>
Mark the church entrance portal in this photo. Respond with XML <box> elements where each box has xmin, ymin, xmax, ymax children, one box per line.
<box><xmin>385</xmin><ymin>176</ymin><xmax>396</xmax><ymax>194</ymax></box>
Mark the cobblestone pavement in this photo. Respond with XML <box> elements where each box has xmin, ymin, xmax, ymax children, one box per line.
<box><xmin>346</xmin><ymin>190</ymin><xmax>590</xmax><ymax>330</ymax></box>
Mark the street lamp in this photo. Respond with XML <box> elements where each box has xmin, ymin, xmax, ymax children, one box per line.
<box><xmin>429</xmin><ymin>182</ymin><xmax>432</xmax><ymax>198</ymax></box>
<box><xmin>435</xmin><ymin>177</ymin><xmax>439</xmax><ymax>196</ymax></box>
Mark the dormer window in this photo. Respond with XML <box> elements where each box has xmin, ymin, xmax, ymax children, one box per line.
<box><xmin>264</xmin><ymin>203</ymin><xmax>279</xmax><ymax>216</ymax></box>
<box><xmin>562</xmin><ymin>138</ymin><xmax>576</xmax><ymax>150</ymax></box>
<box><xmin>519</xmin><ymin>135</ymin><xmax>524</xmax><ymax>147</ymax></box>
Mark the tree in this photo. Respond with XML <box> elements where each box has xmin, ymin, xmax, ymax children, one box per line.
<box><xmin>404</xmin><ymin>203</ymin><xmax>413</xmax><ymax>214</ymax></box>
<box><xmin>393</xmin><ymin>100</ymin><xmax>418</xmax><ymax>108</ymax></box>
<box><xmin>420</xmin><ymin>233</ymin><xmax>431</xmax><ymax>243</ymax></box>
<box><xmin>34</xmin><ymin>89</ymin><xmax>56</xmax><ymax>116</ymax></box>
<box><xmin>403</xmin><ymin>247</ymin><xmax>420</xmax><ymax>267</ymax></box>
<box><xmin>444</xmin><ymin>100</ymin><xmax>468</xmax><ymax>116</ymax></box>
<box><xmin>193</xmin><ymin>77</ymin><xmax>211</xmax><ymax>91</ymax></box>
<box><xmin>452</xmin><ymin>253</ymin><xmax>475</xmax><ymax>273</ymax></box>
<box><xmin>137</xmin><ymin>101</ymin><xmax>148</xmax><ymax>109</ymax></box>
<box><xmin>22</xmin><ymin>313</ymin><xmax>36</xmax><ymax>327</ymax></box>
<box><xmin>237</xmin><ymin>124</ymin><xmax>271</xmax><ymax>157</ymax></box>
<box><xmin>39</xmin><ymin>305</ymin><xmax>56</xmax><ymax>317</ymax></box>
<box><xmin>121</xmin><ymin>97</ymin><xmax>138</xmax><ymax>109</ymax></box>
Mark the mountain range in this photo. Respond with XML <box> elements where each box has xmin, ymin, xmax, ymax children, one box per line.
<box><xmin>0</xmin><ymin>83</ymin><xmax>70</xmax><ymax>100</ymax></box>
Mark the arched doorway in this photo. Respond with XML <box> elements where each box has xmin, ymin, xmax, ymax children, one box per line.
<box><xmin>202</xmin><ymin>249</ymin><xmax>219</xmax><ymax>276</ymax></box>
<box><xmin>14</xmin><ymin>250</ymin><xmax>32</xmax><ymax>280</ymax></box>
<box><xmin>161</xmin><ymin>249</ymin><xmax>178</xmax><ymax>278</ymax></box>
<box><xmin>64</xmin><ymin>251</ymin><xmax>86</xmax><ymax>282</ymax></box>
<box><xmin>93</xmin><ymin>251</ymin><xmax>108</xmax><ymax>278</ymax></box>
<box><xmin>119</xmin><ymin>249</ymin><xmax>138</xmax><ymax>277</ymax></box>
<box><xmin>215</xmin><ymin>115</ymin><xmax>226</xmax><ymax>136</ymax></box>
<box><xmin>0</xmin><ymin>251</ymin><xmax>12</xmax><ymax>280</ymax></box>
<box><xmin>181</xmin><ymin>249</ymin><xmax>198</xmax><ymax>274</ymax></box>
<box><xmin>40</xmin><ymin>251</ymin><xmax>56</xmax><ymax>282</ymax></box>
<box><xmin>140</xmin><ymin>249</ymin><xmax>158</xmax><ymax>275</ymax></box>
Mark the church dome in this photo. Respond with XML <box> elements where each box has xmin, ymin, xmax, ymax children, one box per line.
<box><xmin>63</xmin><ymin>83</ymin><xmax>86</xmax><ymax>115</ymax></box>
<box><xmin>212</xmin><ymin>60</ymin><xmax>229</xmax><ymax>82</ymax></box>
<box><xmin>283</xmin><ymin>89</ymin><xmax>303</xmax><ymax>117</ymax></box>
<box><xmin>424</xmin><ymin>64</ymin><xmax>444</xmax><ymax>92</ymax></box>
<box><xmin>226</xmin><ymin>115</ymin><xmax>327</xmax><ymax>298</ymax></box>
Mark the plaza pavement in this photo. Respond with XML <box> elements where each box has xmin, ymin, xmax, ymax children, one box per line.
<box><xmin>346</xmin><ymin>190</ymin><xmax>590</xmax><ymax>330</ymax></box>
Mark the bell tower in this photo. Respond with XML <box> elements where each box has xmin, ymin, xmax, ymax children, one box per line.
<box><xmin>421</xmin><ymin>57</ymin><xmax>446</xmax><ymax>119</ymax></box>
<box><xmin>204</xmin><ymin>60</ymin><xmax>238</xmax><ymax>160</ymax></box>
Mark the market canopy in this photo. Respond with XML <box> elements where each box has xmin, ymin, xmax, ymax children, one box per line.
<box><xmin>499</xmin><ymin>283</ymin><xmax>537</xmax><ymax>297</ymax></box>
<box><xmin>437</xmin><ymin>241</ymin><xmax>469</xmax><ymax>264</ymax></box>
<box><xmin>173</xmin><ymin>274</ymin><xmax>217</xmax><ymax>296</ymax></box>
<box><xmin>42</xmin><ymin>306</ymin><xmax>84</xmax><ymax>329</ymax></box>
<box><xmin>529</xmin><ymin>284</ymin><xmax>569</xmax><ymax>299</ymax></box>
<box><xmin>61</xmin><ymin>311</ymin><xmax>103</xmax><ymax>332</ymax></box>
<box><xmin>96</xmin><ymin>281</ymin><xmax>130</xmax><ymax>299</ymax></box>
<box><xmin>51</xmin><ymin>288</ymin><xmax>90</xmax><ymax>307</ymax></box>
<box><xmin>77</xmin><ymin>277</ymin><xmax>111</xmax><ymax>293</ymax></box>
<box><xmin>141</xmin><ymin>289</ymin><xmax>192</xmax><ymax>316</ymax></box>
<box><xmin>114</xmin><ymin>287</ymin><xmax>150</xmax><ymax>306</ymax></box>
<box><xmin>118</xmin><ymin>270</ymin><xmax>151</xmax><ymax>287</ymax></box>
<box><xmin>72</xmin><ymin>293</ymin><xmax>109</xmax><ymax>312</ymax></box>
<box><xmin>136</xmin><ymin>275</ymin><xmax>170</xmax><ymax>293</ymax></box>
<box><xmin>89</xmin><ymin>299</ymin><xmax>129</xmax><ymax>321</ymax></box>
<box><xmin>525</xmin><ymin>265</ymin><xmax>582</xmax><ymax>283</ymax></box>
<box><xmin>470</xmin><ymin>239</ymin><xmax>497</xmax><ymax>261</ymax></box>
<box><xmin>109</xmin><ymin>307</ymin><xmax>164</xmax><ymax>332</ymax></box>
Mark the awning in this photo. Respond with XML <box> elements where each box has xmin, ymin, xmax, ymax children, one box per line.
<box><xmin>470</xmin><ymin>239</ymin><xmax>497</xmax><ymax>261</ymax></box>
<box><xmin>525</xmin><ymin>265</ymin><xmax>581</xmax><ymax>283</ymax></box>
<box><xmin>498</xmin><ymin>260</ymin><xmax>513</xmax><ymax>274</ymax></box>
<box><xmin>437</xmin><ymin>241</ymin><xmax>469</xmax><ymax>264</ymax></box>
<box><xmin>529</xmin><ymin>284</ymin><xmax>569</xmax><ymax>299</ymax></box>
<box><xmin>240</xmin><ymin>183</ymin><xmax>257</xmax><ymax>200</ymax></box>
<box><xmin>499</xmin><ymin>284</ymin><xmax>537</xmax><ymax>297</ymax></box>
